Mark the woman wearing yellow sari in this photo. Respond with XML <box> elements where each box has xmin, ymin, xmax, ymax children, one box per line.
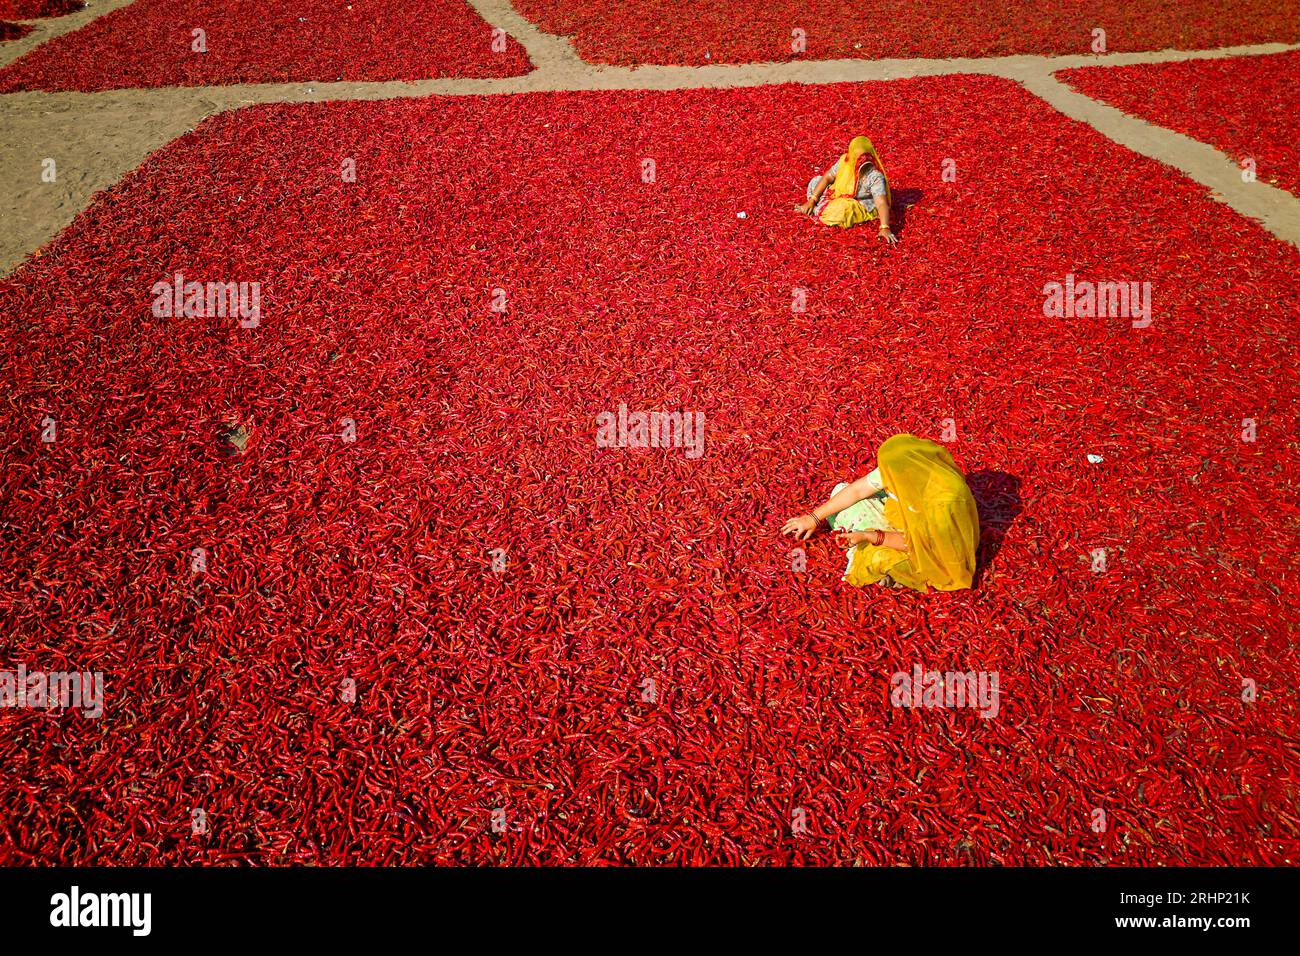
<box><xmin>781</xmin><ymin>435</ymin><xmax>979</xmax><ymax>591</ymax></box>
<box><xmin>795</xmin><ymin>135</ymin><xmax>897</xmax><ymax>244</ymax></box>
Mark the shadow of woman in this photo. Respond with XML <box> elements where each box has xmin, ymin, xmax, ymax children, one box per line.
<box><xmin>889</xmin><ymin>187</ymin><xmax>923</xmax><ymax>239</ymax></box>
<box><xmin>966</xmin><ymin>470</ymin><xmax>1023</xmax><ymax>586</ymax></box>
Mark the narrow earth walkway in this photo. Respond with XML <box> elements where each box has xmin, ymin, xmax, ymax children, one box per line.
<box><xmin>0</xmin><ymin>0</ymin><xmax>1296</xmax><ymax>273</ymax></box>
<box><xmin>1017</xmin><ymin>70</ymin><xmax>1300</xmax><ymax>244</ymax></box>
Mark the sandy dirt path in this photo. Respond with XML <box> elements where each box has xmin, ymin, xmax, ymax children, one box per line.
<box><xmin>0</xmin><ymin>0</ymin><xmax>1297</xmax><ymax>274</ymax></box>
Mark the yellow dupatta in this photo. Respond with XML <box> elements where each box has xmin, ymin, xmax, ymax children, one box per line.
<box><xmin>819</xmin><ymin>135</ymin><xmax>890</xmax><ymax>228</ymax></box>
<box><xmin>845</xmin><ymin>434</ymin><xmax>979</xmax><ymax>591</ymax></box>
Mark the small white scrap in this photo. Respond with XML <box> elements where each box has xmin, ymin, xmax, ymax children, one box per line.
<box><xmin>1086</xmin><ymin>454</ymin><xmax>1104</xmax><ymax>464</ymax></box>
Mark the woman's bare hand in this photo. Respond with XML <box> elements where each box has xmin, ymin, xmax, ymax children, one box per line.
<box><xmin>781</xmin><ymin>514</ymin><xmax>819</xmax><ymax>540</ymax></box>
<box><xmin>835</xmin><ymin>530</ymin><xmax>875</xmax><ymax>549</ymax></box>
<box><xmin>878</xmin><ymin>226</ymin><xmax>898</xmax><ymax>245</ymax></box>
<box><xmin>794</xmin><ymin>200</ymin><xmax>814</xmax><ymax>217</ymax></box>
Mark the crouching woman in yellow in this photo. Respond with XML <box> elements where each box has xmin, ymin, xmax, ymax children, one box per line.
<box><xmin>795</xmin><ymin>134</ymin><xmax>897</xmax><ymax>244</ymax></box>
<box><xmin>781</xmin><ymin>435</ymin><xmax>979</xmax><ymax>591</ymax></box>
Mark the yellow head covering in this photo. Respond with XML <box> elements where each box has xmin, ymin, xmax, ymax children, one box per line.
<box><xmin>844</xmin><ymin>434</ymin><xmax>979</xmax><ymax>591</ymax></box>
<box><xmin>819</xmin><ymin>135</ymin><xmax>890</xmax><ymax>228</ymax></box>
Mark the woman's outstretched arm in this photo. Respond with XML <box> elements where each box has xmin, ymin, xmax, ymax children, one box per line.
<box><xmin>796</xmin><ymin>174</ymin><xmax>831</xmax><ymax>216</ymax></box>
<box><xmin>781</xmin><ymin>474</ymin><xmax>879</xmax><ymax>540</ymax></box>
<box><xmin>875</xmin><ymin>194</ymin><xmax>897</xmax><ymax>244</ymax></box>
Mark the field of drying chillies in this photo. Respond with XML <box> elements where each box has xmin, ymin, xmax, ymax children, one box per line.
<box><xmin>1058</xmin><ymin>50</ymin><xmax>1300</xmax><ymax>199</ymax></box>
<box><xmin>0</xmin><ymin>0</ymin><xmax>82</xmax><ymax>19</ymax></box>
<box><xmin>1</xmin><ymin>74</ymin><xmax>1298</xmax><ymax>864</ymax></box>
<box><xmin>0</xmin><ymin>0</ymin><xmax>531</xmax><ymax>91</ymax></box>
<box><xmin>513</xmin><ymin>0</ymin><xmax>1300</xmax><ymax>65</ymax></box>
